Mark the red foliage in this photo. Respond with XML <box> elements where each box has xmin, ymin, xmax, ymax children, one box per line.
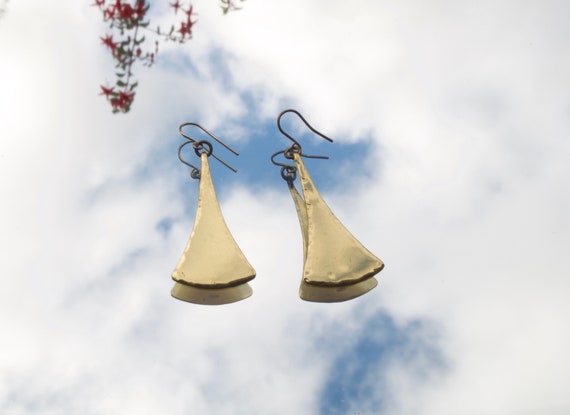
<box><xmin>95</xmin><ymin>0</ymin><xmax>244</xmax><ymax>114</ymax></box>
<box><xmin>100</xmin><ymin>34</ymin><xmax>118</xmax><ymax>54</ymax></box>
<box><xmin>170</xmin><ymin>1</ymin><xmax>182</xmax><ymax>14</ymax></box>
<box><xmin>100</xmin><ymin>85</ymin><xmax>115</xmax><ymax>97</ymax></box>
<box><xmin>94</xmin><ymin>0</ymin><xmax>196</xmax><ymax>113</ymax></box>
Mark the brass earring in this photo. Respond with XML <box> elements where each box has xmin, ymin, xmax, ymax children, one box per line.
<box><xmin>272</xmin><ymin>110</ymin><xmax>384</xmax><ymax>302</ymax></box>
<box><xmin>171</xmin><ymin>123</ymin><xmax>256</xmax><ymax>305</ymax></box>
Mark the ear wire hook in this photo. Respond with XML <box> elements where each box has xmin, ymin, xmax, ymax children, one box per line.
<box><xmin>178</xmin><ymin>122</ymin><xmax>239</xmax><ymax>178</ymax></box>
<box><xmin>272</xmin><ymin>109</ymin><xmax>334</xmax><ymax>182</ymax></box>
<box><xmin>276</xmin><ymin>109</ymin><xmax>334</xmax><ymax>160</ymax></box>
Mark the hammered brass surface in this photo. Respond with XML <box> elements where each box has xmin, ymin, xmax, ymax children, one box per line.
<box><xmin>289</xmin><ymin>182</ymin><xmax>309</xmax><ymax>260</ymax></box>
<box><xmin>293</xmin><ymin>153</ymin><xmax>384</xmax><ymax>287</ymax></box>
<box><xmin>290</xmin><ymin>181</ymin><xmax>379</xmax><ymax>301</ymax></box>
<box><xmin>172</xmin><ymin>153</ymin><xmax>256</xmax><ymax>289</ymax></box>
<box><xmin>171</xmin><ymin>281</ymin><xmax>253</xmax><ymax>305</ymax></box>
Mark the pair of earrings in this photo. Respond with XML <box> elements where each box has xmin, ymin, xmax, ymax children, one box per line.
<box><xmin>171</xmin><ymin>109</ymin><xmax>384</xmax><ymax>305</ymax></box>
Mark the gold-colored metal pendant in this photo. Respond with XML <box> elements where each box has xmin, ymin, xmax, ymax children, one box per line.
<box><xmin>273</xmin><ymin>109</ymin><xmax>384</xmax><ymax>303</ymax></box>
<box><xmin>171</xmin><ymin>124</ymin><xmax>255</xmax><ymax>305</ymax></box>
<box><xmin>289</xmin><ymin>181</ymin><xmax>379</xmax><ymax>302</ymax></box>
<box><xmin>293</xmin><ymin>153</ymin><xmax>384</xmax><ymax>288</ymax></box>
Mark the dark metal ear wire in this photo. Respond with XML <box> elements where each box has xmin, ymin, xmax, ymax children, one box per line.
<box><xmin>272</xmin><ymin>109</ymin><xmax>334</xmax><ymax>183</ymax></box>
<box><xmin>178</xmin><ymin>122</ymin><xmax>239</xmax><ymax>178</ymax></box>
<box><xmin>270</xmin><ymin>150</ymin><xmax>297</xmax><ymax>183</ymax></box>
<box><xmin>276</xmin><ymin>109</ymin><xmax>334</xmax><ymax>160</ymax></box>
<box><xmin>178</xmin><ymin>140</ymin><xmax>203</xmax><ymax>179</ymax></box>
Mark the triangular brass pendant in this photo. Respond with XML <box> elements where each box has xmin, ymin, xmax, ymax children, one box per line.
<box><xmin>289</xmin><ymin>181</ymin><xmax>379</xmax><ymax>302</ymax></box>
<box><xmin>292</xmin><ymin>152</ymin><xmax>384</xmax><ymax>293</ymax></box>
<box><xmin>172</xmin><ymin>153</ymin><xmax>255</xmax><ymax>304</ymax></box>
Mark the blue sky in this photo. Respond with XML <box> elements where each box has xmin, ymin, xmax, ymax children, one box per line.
<box><xmin>319</xmin><ymin>312</ymin><xmax>445</xmax><ymax>414</ymax></box>
<box><xmin>1</xmin><ymin>0</ymin><xmax>570</xmax><ymax>414</ymax></box>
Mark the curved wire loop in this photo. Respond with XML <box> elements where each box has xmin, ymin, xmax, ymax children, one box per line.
<box><xmin>178</xmin><ymin>122</ymin><xmax>239</xmax><ymax>178</ymax></box>
<box><xmin>178</xmin><ymin>140</ymin><xmax>214</xmax><ymax>179</ymax></box>
<box><xmin>277</xmin><ymin>109</ymin><xmax>334</xmax><ymax>160</ymax></box>
<box><xmin>272</xmin><ymin>109</ymin><xmax>334</xmax><ymax>182</ymax></box>
<box><xmin>270</xmin><ymin>150</ymin><xmax>298</xmax><ymax>183</ymax></box>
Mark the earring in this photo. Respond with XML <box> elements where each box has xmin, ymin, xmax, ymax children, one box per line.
<box><xmin>171</xmin><ymin>123</ymin><xmax>256</xmax><ymax>305</ymax></box>
<box><xmin>272</xmin><ymin>110</ymin><xmax>384</xmax><ymax>302</ymax></box>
